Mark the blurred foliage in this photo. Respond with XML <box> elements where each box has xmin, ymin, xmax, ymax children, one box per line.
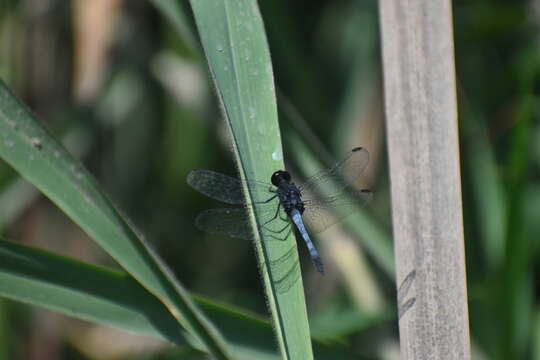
<box><xmin>0</xmin><ymin>0</ymin><xmax>539</xmax><ymax>359</ymax></box>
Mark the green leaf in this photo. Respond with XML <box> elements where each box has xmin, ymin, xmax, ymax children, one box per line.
<box><xmin>0</xmin><ymin>80</ymin><xmax>232</xmax><ymax>359</ymax></box>
<box><xmin>0</xmin><ymin>237</ymin><xmax>357</xmax><ymax>360</ymax></box>
<box><xmin>189</xmin><ymin>1</ymin><xmax>314</xmax><ymax>359</ymax></box>
<box><xmin>0</xmin><ymin>237</ymin><xmax>185</xmax><ymax>344</ymax></box>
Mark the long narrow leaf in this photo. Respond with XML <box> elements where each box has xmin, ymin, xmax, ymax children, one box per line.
<box><xmin>0</xmin><ymin>80</ymin><xmax>232</xmax><ymax>359</ymax></box>
<box><xmin>0</xmin><ymin>238</ymin><xmax>185</xmax><ymax>344</ymax></box>
<box><xmin>189</xmin><ymin>1</ymin><xmax>314</xmax><ymax>359</ymax></box>
<box><xmin>0</xmin><ymin>237</ymin><xmax>357</xmax><ymax>360</ymax></box>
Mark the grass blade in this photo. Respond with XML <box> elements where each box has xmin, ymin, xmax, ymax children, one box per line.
<box><xmin>0</xmin><ymin>237</ymin><xmax>185</xmax><ymax>344</ymax></box>
<box><xmin>0</xmin><ymin>237</ymin><xmax>356</xmax><ymax>360</ymax></box>
<box><xmin>0</xmin><ymin>80</ymin><xmax>232</xmax><ymax>359</ymax></box>
<box><xmin>189</xmin><ymin>1</ymin><xmax>314</xmax><ymax>358</ymax></box>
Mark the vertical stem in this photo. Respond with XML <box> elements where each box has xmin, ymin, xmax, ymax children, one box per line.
<box><xmin>378</xmin><ymin>1</ymin><xmax>471</xmax><ymax>358</ymax></box>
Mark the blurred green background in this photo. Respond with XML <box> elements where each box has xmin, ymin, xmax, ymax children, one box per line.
<box><xmin>0</xmin><ymin>0</ymin><xmax>539</xmax><ymax>359</ymax></box>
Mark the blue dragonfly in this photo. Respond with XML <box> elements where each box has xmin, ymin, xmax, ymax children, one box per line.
<box><xmin>187</xmin><ymin>147</ymin><xmax>372</xmax><ymax>274</ymax></box>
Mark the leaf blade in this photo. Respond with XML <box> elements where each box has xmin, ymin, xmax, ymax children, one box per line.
<box><xmin>189</xmin><ymin>1</ymin><xmax>314</xmax><ymax>359</ymax></box>
<box><xmin>0</xmin><ymin>80</ymin><xmax>232</xmax><ymax>359</ymax></box>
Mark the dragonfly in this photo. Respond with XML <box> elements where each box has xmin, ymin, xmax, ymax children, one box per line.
<box><xmin>187</xmin><ymin>147</ymin><xmax>372</xmax><ymax>274</ymax></box>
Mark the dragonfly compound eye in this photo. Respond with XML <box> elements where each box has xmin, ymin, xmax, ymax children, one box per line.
<box><xmin>271</xmin><ymin>170</ymin><xmax>291</xmax><ymax>186</ymax></box>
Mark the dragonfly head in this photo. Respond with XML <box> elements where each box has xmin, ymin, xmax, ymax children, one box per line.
<box><xmin>271</xmin><ymin>170</ymin><xmax>291</xmax><ymax>186</ymax></box>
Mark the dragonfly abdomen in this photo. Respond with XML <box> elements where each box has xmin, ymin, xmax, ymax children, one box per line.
<box><xmin>290</xmin><ymin>209</ymin><xmax>324</xmax><ymax>274</ymax></box>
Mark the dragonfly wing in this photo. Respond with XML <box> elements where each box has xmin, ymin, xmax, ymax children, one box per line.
<box><xmin>194</xmin><ymin>203</ymin><xmax>289</xmax><ymax>241</ymax></box>
<box><xmin>195</xmin><ymin>208</ymin><xmax>255</xmax><ymax>240</ymax></box>
<box><xmin>187</xmin><ymin>169</ymin><xmax>275</xmax><ymax>205</ymax></box>
<box><xmin>298</xmin><ymin>147</ymin><xmax>369</xmax><ymax>195</ymax></box>
<box><xmin>187</xmin><ymin>169</ymin><xmax>245</xmax><ymax>205</ymax></box>
<box><xmin>301</xmin><ymin>189</ymin><xmax>373</xmax><ymax>233</ymax></box>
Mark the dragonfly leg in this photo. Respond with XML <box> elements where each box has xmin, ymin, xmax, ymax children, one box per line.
<box><xmin>253</xmin><ymin>194</ymin><xmax>278</xmax><ymax>205</ymax></box>
<box><xmin>263</xmin><ymin>223</ymin><xmax>292</xmax><ymax>241</ymax></box>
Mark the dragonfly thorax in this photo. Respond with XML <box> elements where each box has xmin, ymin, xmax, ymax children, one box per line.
<box><xmin>272</xmin><ymin>171</ymin><xmax>305</xmax><ymax>214</ymax></box>
<box><xmin>277</xmin><ymin>183</ymin><xmax>305</xmax><ymax>215</ymax></box>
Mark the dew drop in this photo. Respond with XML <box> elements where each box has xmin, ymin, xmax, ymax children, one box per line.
<box><xmin>248</xmin><ymin>106</ymin><xmax>256</xmax><ymax>119</ymax></box>
<box><xmin>272</xmin><ymin>147</ymin><xmax>283</xmax><ymax>161</ymax></box>
<box><xmin>31</xmin><ymin>137</ymin><xmax>42</xmax><ymax>150</ymax></box>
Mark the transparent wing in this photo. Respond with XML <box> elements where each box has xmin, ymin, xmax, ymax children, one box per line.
<box><xmin>187</xmin><ymin>170</ymin><xmax>245</xmax><ymax>205</ymax></box>
<box><xmin>301</xmin><ymin>189</ymin><xmax>373</xmax><ymax>233</ymax></box>
<box><xmin>195</xmin><ymin>208</ymin><xmax>255</xmax><ymax>239</ymax></box>
<box><xmin>187</xmin><ymin>169</ymin><xmax>273</xmax><ymax>205</ymax></box>
<box><xmin>298</xmin><ymin>147</ymin><xmax>369</xmax><ymax>195</ymax></box>
<box><xmin>194</xmin><ymin>205</ymin><xmax>291</xmax><ymax>241</ymax></box>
